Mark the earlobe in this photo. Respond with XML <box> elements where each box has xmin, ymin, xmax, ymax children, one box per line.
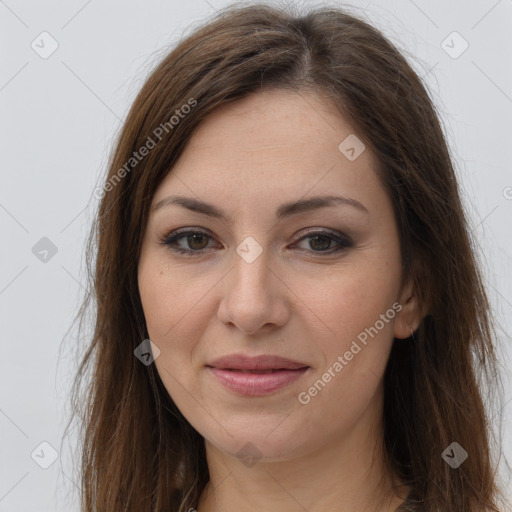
<box><xmin>393</xmin><ymin>279</ymin><xmax>423</xmax><ymax>339</ymax></box>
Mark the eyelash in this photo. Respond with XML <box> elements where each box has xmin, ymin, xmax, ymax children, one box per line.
<box><xmin>159</xmin><ymin>228</ymin><xmax>353</xmax><ymax>256</ymax></box>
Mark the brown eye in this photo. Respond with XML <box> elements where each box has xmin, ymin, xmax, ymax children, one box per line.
<box><xmin>160</xmin><ymin>229</ymin><xmax>217</xmax><ymax>254</ymax></box>
<box><xmin>305</xmin><ymin>234</ymin><xmax>335</xmax><ymax>251</ymax></box>
<box><xmin>185</xmin><ymin>233</ymin><xmax>210</xmax><ymax>250</ymax></box>
<box><xmin>160</xmin><ymin>228</ymin><xmax>352</xmax><ymax>256</ymax></box>
<box><xmin>294</xmin><ymin>230</ymin><xmax>353</xmax><ymax>254</ymax></box>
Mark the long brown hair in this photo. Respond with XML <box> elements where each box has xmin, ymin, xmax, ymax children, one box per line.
<box><xmin>63</xmin><ymin>2</ymin><xmax>509</xmax><ymax>510</ymax></box>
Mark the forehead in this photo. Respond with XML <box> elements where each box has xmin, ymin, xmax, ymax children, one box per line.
<box><xmin>152</xmin><ymin>89</ymin><xmax>381</xmax><ymax>215</ymax></box>
<box><xmin>181</xmin><ymin>89</ymin><xmax>362</xmax><ymax>160</ymax></box>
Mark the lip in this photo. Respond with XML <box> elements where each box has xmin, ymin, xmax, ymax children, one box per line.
<box><xmin>207</xmin><ymin>353</ymin><xmax>309</xmax><ymax>371</ymax></box>
<box><xmin>206</xmin><ymin>354</ymin><xmax>310</xmax><ymax>396</ymax></box>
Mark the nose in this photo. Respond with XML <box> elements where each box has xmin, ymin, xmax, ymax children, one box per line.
<box><xmin>217</xmin><ymin>246</ymin><xmax>290</xmax><ymax>335</ymax></box>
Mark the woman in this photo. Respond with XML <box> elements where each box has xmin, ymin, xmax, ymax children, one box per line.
<box><xmin>66</xmin><ymin>2</ymin><xmax>508</xmax><ymax>511</ymax></box>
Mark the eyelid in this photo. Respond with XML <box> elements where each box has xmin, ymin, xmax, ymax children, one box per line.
<box><xmin>160</xmin><ymin>226</ymin><xmax>353</xmax><ymax>255</ymax></box>
<box><xmin>159</xmin><ymin>227</ymin><xmax>218</xmax><ymax>252</ymax></box>
<box><xmin>292</xmin><ymin>228</ymin><xmax>353</xmax><ymax>253</ymax></box>
<box><xmin>297</xmin><ymin>227</ymin><xmax>349</xmax><ymax>241</ymax></box>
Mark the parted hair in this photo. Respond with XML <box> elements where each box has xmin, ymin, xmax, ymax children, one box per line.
<box><xmin>64</xmin><ymin>2</ymin><xmax>508</xmax><ymax>511</ymax></box>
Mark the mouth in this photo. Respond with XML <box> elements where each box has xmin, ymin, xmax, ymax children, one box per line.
<box><xmin>205</xmin><ymin>354</ymin><xmax>310</xmax><ymax>396</ymax></box>
<box><xmin>206</xmin><ymin>353</ymin><xmax>309</xmax><ymax>371</ymax></box>
<box><xmin>217</xmin><ymin>368</ymin><xmax>299</xmax><ymax>373</ymax></box>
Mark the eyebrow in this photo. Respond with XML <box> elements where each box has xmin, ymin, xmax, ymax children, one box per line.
<box><xmin>152</xmin><ymin>194</ymin><xmax>369</xmax><ymax>221</ymax></box>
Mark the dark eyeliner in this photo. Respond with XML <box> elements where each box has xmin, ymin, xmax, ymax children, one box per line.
<box><xmin>295</xmin><ymin>228</ymin><xmax>353</xmax><ymax>253</ymax></box>
<box><xmin>159</xmin><ymin>228</ymin><xmax>353</xmax><ymax>255</ymax></box>
<box><xmin>159</xmin><ymin>228</ymin><xmax>214</xmax><ymax>255</ymax></box>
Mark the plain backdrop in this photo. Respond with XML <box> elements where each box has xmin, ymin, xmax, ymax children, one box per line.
<box><xmin>1</xmin><ymin>0</ymin><xmax>511</xmax><ymax>510</ymax></box>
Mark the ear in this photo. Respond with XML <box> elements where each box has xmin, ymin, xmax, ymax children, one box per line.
<box><xmin>393</xmin><ymin>278</ymin><xmax>424</xmax><ymax>339</ymax></box>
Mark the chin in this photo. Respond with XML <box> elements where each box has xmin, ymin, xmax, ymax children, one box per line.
<box><xmin>202</xmin><ymin>420</ymin><xmax>315</xmax><ymax>464</ymax></box>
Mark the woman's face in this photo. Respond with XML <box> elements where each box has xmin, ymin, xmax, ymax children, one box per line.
<box><xmin>138</xmin><ymin>89</ymin><xmax>418</xmax><ymax>462</ymax></box>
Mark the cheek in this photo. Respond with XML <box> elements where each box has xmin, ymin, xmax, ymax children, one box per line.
<box><xmin>293</xmin><ymin>256</ymin><xmax>400</xmax><ymax>345</ymax></box>
<box><xmin>292</xmin><ymin>258</ymin><xmax>400</xmax><ymax>408</ymax></box>
<box><xmin>138</xmin><ymin>259</ymin><xmax>217</xmax><ymax>401</ymax></box>
<box><xmin>138</xmin><ymin>259</ymin><xmax>213</xmax><ymax>342</ymax></box>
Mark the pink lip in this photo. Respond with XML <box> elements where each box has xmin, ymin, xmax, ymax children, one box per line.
<box><xmin>207</xmin><ymin>353</ymin><xmax>308</xmax><ymax>371</ymax></box>
<box><xmin>207</xmin><ymin>367</ymin><xmax>309</xmax><ymax>396</ymax></box>
<box><xmin>206</xmin><ymin>353</ymin><xmax>310</xmax><ymax>396</ymax></box>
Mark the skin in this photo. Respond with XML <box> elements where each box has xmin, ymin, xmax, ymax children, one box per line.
<box><xmin>137</xmin><ymin>88</ymin><xmax>422</xmax><ymax>512</ymax></box>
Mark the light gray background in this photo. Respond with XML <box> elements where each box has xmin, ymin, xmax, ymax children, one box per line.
<box><xmin>1</xmin><ymin>0</ymin><xmax>511</xmax><ymax>510</ymax></box>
